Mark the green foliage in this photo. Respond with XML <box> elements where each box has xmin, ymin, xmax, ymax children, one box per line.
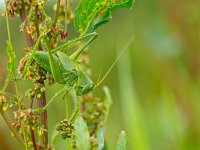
<box><xmin>75</xmin><ymin>116</ymin><xmax>91</xmax><ymax>150</ymax></box>
<box><xmin>103</xmin><ymin>86</ymin><xmax>112</xmax><ymax>123</ymax></box>
<box><xmin>75</xmin><ymin>0</ymin><xmax>134</xmax><ymax>35</ymax></box>
<box><xmin>118</xmin><ymin>49</ymin><xmax>149</xmax><ymax>150</ymax></box>
<box><xmin>116</xmin><ymin>131</ymin><xmax>128</xmax><ymax>150</ymax></box>
<box><xmin>96</xmin><ymin>128</ymin><xmax>104</xmax><ymax>150</ymax></box>
<box><xmin>1</xmin><ymin>0</ymin><xmax>133</xmax><ymax>149</ymax></box>
<box><xmin>51</xmin><ymin>130</ymin><xmax>60</xmax><ymax>150</ymax></box>
<box><xmin>6</xmin><ymin>41</ymin><xmax>15</xmax><ymax>76</ymax></box>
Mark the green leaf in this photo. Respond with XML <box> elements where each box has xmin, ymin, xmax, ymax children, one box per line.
<box><xmin>74</xmin><ymin>0</ymin><xmax>134</xmax><ymax>35</ymax></box>
<box><xmin>6</xmin><ymin>41</ymin><xmax>15</xmax><ymax>75</ymax></box>
<box><xmin>103</xmin><ymin>86</ymin><xmax>112</xmax><ymax>123</ymax></box>
<box><xmin>51</xmin><ymin>130</ymin><xmax>60</xmax><ymax>150</ymax></box>
<box><xmin>116</xmin><ymin>131</ymin><xmax>128</xmax><ymax>150</ymax></box>
<box><xmin>96</xmin><ymin>128</ymin><xmax>104</xmax><ymax>150</ymax></box>
<box><xmin>74</xmin><ymin>116</ymin><xmax>91</xmax><ymax>150</ymax></box>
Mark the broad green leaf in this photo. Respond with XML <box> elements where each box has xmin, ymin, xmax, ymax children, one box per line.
<box><xmin>89</xmin><ymin>0</ymin><xmax>134</xmax><ymax>33</ymax></box>
<box><xmin>6</xmin><ymin>41</ymin><xmax>15</xmax><ymax>75</ymax></box>
<box><xmin>103</xmin><ymin>86</ymin><xmax>112</xmax><ymax>123</ymax></box>
<box><xmin>96</xmin><ymin>128</ymin><xmax>104</xmax><ymax>150</ymax></box>
<box><xmin>74</xmin><ymin>0</ymin><xmax>134</xmax><ymax>35</ymax></box>
<box><xmin>116</xmin><ymin>131</ymin><xmax>128</xmax><ymax>150</ymax></box>
<box><xmin>75</xmin><ymin>116</ymin><xmax>91</xmax><ymax>150</ymax></box>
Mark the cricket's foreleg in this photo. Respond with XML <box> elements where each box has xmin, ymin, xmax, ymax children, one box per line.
<box><xmin>21</xmin><ymin>35</ymin><xmax>43</xmax><ymax>78</ymax></box>
<box><xmin>34</xmin><ymin>86</ymin><xmax>70</xmax><ymax>113</ymax></box>
<box><xmin>52</xmin><ymin>32</ymin><xmax>98</xmax><ymax>54</ymax></box>
<box><xmin>44</xmin><ymin>37</ymin><xmax>62</xmax><ymax>82</ymax></box>
<box><xmin>69</xmin><ymin>90</ymin><xmax>80</xmax><ymax>122</ymax></box>
<box><xmin>70</xmin><ymin>32</ymin><xmax>98</xmax><ymax>60</ymax></box>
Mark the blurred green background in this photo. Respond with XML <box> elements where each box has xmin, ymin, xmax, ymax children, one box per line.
<box><xmin>1</xmin><ymin>0</ymin><xmax>200</xmax><ymax>149</ymax></box>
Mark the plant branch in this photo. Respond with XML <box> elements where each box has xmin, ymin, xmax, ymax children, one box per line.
<box><xmin>30</xmin><ymin>129</ymin><xmax>37</xmax><ymax>150</ymax></box>
<box><xmin>64</xmin><ymin>0</ymin><xmax>70</xmax><ymax>32</ymax></box>
<box><xmin>4</xmin><ymin>0</ymin><xmax>28</xmax><ymax>148</ymax></box>
<box><xmin>30</xmin><ymin>97</ymin><xmax>37</xmax><ymax>150</ymax></box>
<box><xmin>53</xmin><ymin>0</ymin><xmax>61</xmax><ymax>28</ymax></box>
<box><xmin>37</xmin><ymin>91</ymin><xmax>48</xmax><ymax>147</ymax></box>
<box><xmin>0</xmin><ymin>110</ymin><xmax>24</xmax><ymax>146</ymax></box>
<box><xmin>19</xmin><ymin>0</ymin><xmax>33</xmax><ymax>47</ymax></box>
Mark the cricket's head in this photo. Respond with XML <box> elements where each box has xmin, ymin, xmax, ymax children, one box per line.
<box><xmin>80</xmin><ymin>83</ymin><xmax>95</xmax><ymax>95</ymax></box>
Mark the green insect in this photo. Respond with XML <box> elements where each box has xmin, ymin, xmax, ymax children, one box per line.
<box><xmin>33</xmin><ymin>50</ymin><xmax>95</xmax><ymax>96</ymax></box>
<box><xmin>21</xmin><ymin>32</ymin><xmax>97</xmax><ymax>93</ymax></box>
<box><xmin>20</xmin><ymin>32</ymin><xmax>98</xmax><ymax>114</ymax></box>
<box><xmin>21</xmin><ymin>31</ymin><xmax>133</xmax><ymax>113</ymax></box>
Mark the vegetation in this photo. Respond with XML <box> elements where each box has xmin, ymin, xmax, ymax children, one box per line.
<box><xmin>0</xmin><ymin>0</ymin><xmax>133</xmax><ymax>149</ymax></box>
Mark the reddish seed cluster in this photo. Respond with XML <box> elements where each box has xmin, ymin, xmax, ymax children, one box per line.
<box><xmin>60</xmin><ymin>30</ymin><xmax>67</xmax><ymax>40</ymax></box>
<box><xmin>13</xmin><ymin>109</ymin><xmax>40</xmax><ymax>132</ymax></box>
<box><xmin>5</xmin><ymin>0</ymin><xmax>21</xmax><ymax>17</ymax></box>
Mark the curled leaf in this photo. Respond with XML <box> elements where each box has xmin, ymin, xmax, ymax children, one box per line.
<box><xmin>96</xmin><ymin>128</ymin><xmax>104</xmax><ymax>150</ymax></box>
<box><xmin>75</xmin><ymin>0</ymin><xmax>134</xmax><ymax>35</ymax></box>
<box><xmin>103</xmin><ymin>86</ymin><xmax>112</xmax><ymax>124</ymax></box>
<box><xmin>117</xmin><ymin>131</ymin><xmax>128</xmax><ymax>150</ymax></box>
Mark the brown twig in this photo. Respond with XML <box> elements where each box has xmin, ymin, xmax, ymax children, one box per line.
<box><xmin>29</xmin><ymin>97</ymin><xmax>37</xmax><ymax>150</ymax></box>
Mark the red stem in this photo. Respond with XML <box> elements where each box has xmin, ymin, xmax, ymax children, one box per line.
<box><xmin>19</xmin><ymin>0</ymin><xmax>48</xmax><ymax>148</ymax></box>
<box><xmin>37</xmin><ymin>90</ymin><xmax>48</xmax><ymax>147</ymax></box>
<box><xmin>30</xmin><ymin>97</ymin><xmax>37</xmax><ymax>150</ymax></box>
<box><xmin>30</xmin><ymin>128</ymin><xmax>37</xmax><ymax>150</ymax></box>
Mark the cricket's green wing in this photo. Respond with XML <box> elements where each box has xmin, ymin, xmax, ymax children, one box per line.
<box><xmin>57</xmin><ymin>51</ymin><xmax>76</xmax><ymax>72</ymax></box>
<box><xmin>33</xmin><ymin>51</ymin><xmax>60</xmax><ymax>74</ymax></box>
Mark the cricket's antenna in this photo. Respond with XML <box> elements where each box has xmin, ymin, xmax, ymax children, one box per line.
<box><xmin>96</xmin><ymin>36</ymin><xmax>134</xmax><ymax>87</ymax></box>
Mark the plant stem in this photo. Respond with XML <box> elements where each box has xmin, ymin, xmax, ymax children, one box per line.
<box><xmin>65</xmin><ymin>0</ymin><xmax>70</xmax><ymax>32</ymax></box>
<box><xmin>38</xmin><ymin>86</ymin><xmax>69</xmax><ymax>112</ymax></box>
<box><xmin>4</xmin><ymin>0</ymin><xmax>11</xmax><ymax>42</ymax></box>
<box><xmin>30</xmin><ymin>129</ymin><xmax>37</xmax><ymax>150</ymax></box>
<box><xmin>53</xmin><ymin>0</ymin><xmax>61</xmax><ymax>27</ymax></box>
<box><xmin>0</xmin><ymin>110</ymin><xmax>24</xmax><ymax>146</ymax></box>
<box><xmin>65</xmin><ymin>92</ymin><xmax>71</xmax><ymax>150</ymax></box>
<box><xmin>19</xmin><ymin>0</ymin><xmax>33</xmax><ymax>47</ymax></box>
<box><xmin>30</xmin><ymin>97</ymin><xmax>37</xmax><ymax>150</ymax></box>
<box><xmin>30</xmin><ymin>97</ymin><xmax>34</xmax><ymax>109</ymax></box>
<box><xmin>65</xmin><ymin>93</ymin><xmax>69</xmax><ymax>120</ymax></box>
<box><xmin>14</xmin><ymin>79</ymin><xmax>28</xmax><ymax>150</ymax></box>
<box><xmin>4</xmin><ymin>0</ymin><xmax>28</xmax><ymax>148</ymax></box>
<box><xmin>70</xmin><ymin>92</ymin><xmax>80</xmax><ymax>122</ymax></box>
<box><xmin>37</xmin><ymin>89</ymin><xmax>48</xmax><ymax>147</ymax></box>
